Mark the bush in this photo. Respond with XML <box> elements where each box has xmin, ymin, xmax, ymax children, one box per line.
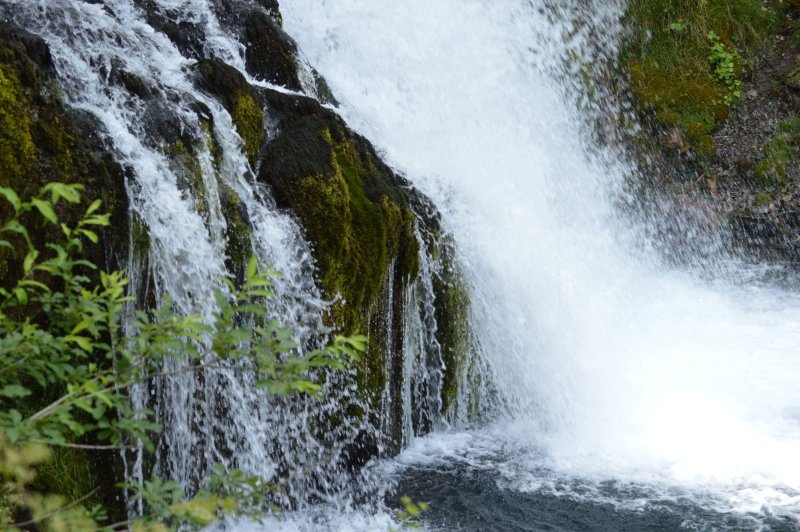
<box><xmin>0</xmin><ymin>183</ymin><xmax>366</xmax><ymax>530</ymax></box>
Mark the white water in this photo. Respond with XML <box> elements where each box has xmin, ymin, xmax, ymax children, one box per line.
<box><xmin>6</xmin><ymin>0</ymin><xmax>355</xmax><ymax>505</ymax></box>
<box><xmin>281</xmin><ymin>0</ymin><xmax>800</xmax><ymax>523</ymax></box>
<box><xmin>5</xmin><ymin>0</ymin><xmax>456</xmax><ymax>518</ymax></box>
<box><xmin>8</xmin><ymin>0</ymin><xmax>800</xmax><ymax>526</ymax></box>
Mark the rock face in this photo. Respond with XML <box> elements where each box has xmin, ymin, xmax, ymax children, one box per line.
<box><xmin>0</xmin><ymin>23</ymin><xmax>128</xmax><ymax>285</ymax></box>
<box><xmin>193</xmin><ymin>54</ymin><xmax>436</xmax><ymax>440</ymax></box>
<box><xmin>257</xmin><ymin>88</ymin><xmax>423</xmax><ymax>437</ymax></box>
<box><xmin>1</xmin><ymin>0</ymin><xmax>471</xmax><ymax>462</ymax></box>
<box><xmin>618</xmin><ymin>1</ymin><xmax>800</xmax><ymax>268</ymax></box>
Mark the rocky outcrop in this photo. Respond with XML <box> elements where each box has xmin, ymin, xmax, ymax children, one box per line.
<box><xmin>0</xmin><ymin>23</ymin><xmax>128</xmax><ymax>284</ymax></box>
<box><xmin>618</xmin><ymin>0</ymin><xmax>800</xmax><ymax>267</ymax></box>
<box><xmin>187</xmin><ymin>9</ymin><xmax>473</xmax><ymax>452</ymax></box>
<box><xmin>1</xmin><ymin>0</ymin><xmax>473</xmax><ymax>463</ymax></box>
<box><xmin>256</xmin><ymin>88</ymin><xmax>421</xmax><ymax>429</ymax></box>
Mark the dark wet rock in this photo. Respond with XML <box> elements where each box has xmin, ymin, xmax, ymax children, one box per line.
<box><xmin>193</xmin><ymin>59</ymin><xmax>266</xmax><ymax>163</ymax></box>
<box><xmin>256</xmin><ymin>88</ymin><xmax>421</xmax><ymax>447</ymax></box>
<box><xmin>0</xmin><ymin>23</ymin><xmax>54</xmax><ymax>75</ymax></box>
<box><xmin>135</xmin><ymin>0</ymin><xmax>207</xmax><ymax>59</ymax></box>
<box><xmin>0</xmin><ymin>24</ymin><xmax>128</xmax><ymax>276</ymax></box>
<box><xmin>255</xmin><ymin>0</ymin><xmax>281</xmax><ymax>24</ymax></box>
<box><xmin>243</xmin><ymin>11</ymin><xmax>301</xmax><ymax>89</ymax></box>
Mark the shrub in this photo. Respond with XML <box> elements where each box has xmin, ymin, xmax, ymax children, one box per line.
<box><xmin>0</xmin><ymin>183</ymin><xmax>366</xmax><ymax>530</ymax></box>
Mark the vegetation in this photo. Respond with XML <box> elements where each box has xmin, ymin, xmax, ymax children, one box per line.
<box><xmin>0</xmin><ymin>183</ymin><xmax>366</xmax><ymax>530</ymax></box>
<box><xmin>622</xmin><ymin>0</ymin><xmax>776</xmax><ymax>154</ymax></box>
<box><xmin>256</xmin><ymin>88</ymin><xmax>422</xmax><ymax>413</ymax></box>
<box><xmin>754</xmin><ymin>118</ymin><xmax>800</xmax><ymax>186</ymax></box>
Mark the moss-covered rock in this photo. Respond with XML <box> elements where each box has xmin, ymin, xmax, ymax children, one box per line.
<box><xmin>621</xmin><ymin>0</ymin><xmax>775</xmax><ymax>154</ymax></box>
<box><xmin>431</xmin><ymin>239</ymin><xmax>471</xmax><ymax>414</ymax></box>
<box><xmin>219</xmin><ymin>183</ymin><xmax>253</xmax><ymax>283</ymax></box>
<box><xmin>0</xmin><ymin>24</ymin><xmax>130</xmax><ymax>523</ymax></box>
<box><xmin>243</xmin><ymin>11</ymin><xmax>302</xmax><ymax>90</ymax></box>
<box><xmin>753</xmin><ymin>118</ymin><xmax>800</xmax><ymax>186</ymax></box>
<box><xmin>134</xmin><ymin>0</ymin><xmax>207</xmax><ymax>59</ymax></box>
<box><xmin>194</xmin><ymin>59</ymin><xmax>266</xmax><ymax>166</ymax></box>
<box><xmin>0</xmin><ymin>24</ymin><xmax>128</xmax><ymax>283</ymax></box>
<box><xmin>256</xmin><ymin>89</ymin><xmax>420</xmax><ymax>411</ymax></box>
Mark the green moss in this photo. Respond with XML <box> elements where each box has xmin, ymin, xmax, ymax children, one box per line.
<box><xmin>753</xmin><ymin>118</ymin><xmax>800</xmax><ymax>186</ymax></box>
<box><xmin>200</xmin><ymin>120</ymin><xmax>222</xmax><ymax>168</ymax></box>
<box><xmin>0</xmin><ymin>65</ymin><xmax>35</xmax><ymax>181</ymax></box>
<box><xmin>755</xmin><ymin>192</ymin><xmax>772</xmax><ymax>206</ymax></box>
<box><xmin>257</xmin><ymin>89</ymin><xmax>425</xmax><ymax>409</ymax></box>
<box><xmin>164</xmin><ymin>139</ymin><xmax>210</xmax><ymax>221</ymax></box>
<box><xmin>231</xmin><ymin>92</ymin><xmax>265</xmax><ymax>164</ymax></box>
<box><xmin>31</xmin><ymin>447</ymin><xmax>96</xmax><ymax>507</ymax></box>
<box><xmin>219</xmin><ymin>183</ymin><xmax>253</xmax><ymax>282</ymax></box>
<box><xmin>432</xmin><ymin>239</ymin><xmax>471</xmax><ymax>413</ymax></box>
<box><xmin>622</xmin><ymin>0</ymin><xmax>775</xmax><ymax>152</ymax></box>
<box><xmin>293</xmin><ymin>129</ymin><xmax>418</xmax><ymax>336</ymax></box>
<box><xmin>0</xmin><ymin>35</ymin><xmax>128</xmax><ymax>288</ymax></box>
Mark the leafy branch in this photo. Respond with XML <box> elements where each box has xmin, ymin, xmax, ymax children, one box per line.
<box><xmin>0</xmin><ymin>183</ymin><xmax>366</xmax><ymax>530</ymax></box>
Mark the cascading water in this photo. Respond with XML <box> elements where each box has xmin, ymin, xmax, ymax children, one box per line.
<box><xmin>3</xmin><ymin>0</ymin><xmax>344</xmax><ymax>506</ymax></box>
<box><xmin>3</xmin><ymin>0</ymin><xmax>461</xmax><ymax>523</ymax></box>
<box><xmin>7</xmin><ymin>0</ymin><xmax>800</xmax><ymax>528</ymax></box>
<box><xmin>279</xmin><ymin>0</ymin><xmax>800</xmax><ymax>528</ymax></box>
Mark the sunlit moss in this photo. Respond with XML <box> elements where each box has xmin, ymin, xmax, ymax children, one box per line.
<box><xmin>0</xmin><ymin>65</ymin><xmax>35</xmax><ymax>183</ymax></box>
<box><xmin>622</xmin><ymin>0</ymin><xmax>775</xmax><ymax>152</ymax></box>
<box><xmin>231</xmin><ymin>92</ymin><xmax>265</xmax><ymax>164</ymax></box>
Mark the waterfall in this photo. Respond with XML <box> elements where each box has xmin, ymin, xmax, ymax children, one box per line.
<box><xmin>3</xmin><ymin>0</ymin><xmax>464</xmax><ymax>519</ymax></box>
<box><xmin>281</xmin><ymin>0</ymin><xmax>800</xmax><ymax>526</ymax></box>
<box><xmin>7</xmin><ymin>0</ymin><xmax>800</xmax><ymax>528</ymax></box>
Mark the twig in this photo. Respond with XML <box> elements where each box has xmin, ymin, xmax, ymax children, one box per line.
<box><xmin>2</xmin><ymin>487</ymin><xmax>100</xmax><ymax>529</ymax></box>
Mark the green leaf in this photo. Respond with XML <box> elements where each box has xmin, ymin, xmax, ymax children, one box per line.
<box><xmin>246</xmin><ymin>256</ymin><xmax>258</xmax><ymax>280</ymax></box>
<box><xmin>2</xmin><ymin>219</ymin><xmax>29</xmax><ymax>238</ymax></box>
<box><xmin>71</xmin><ymin>318</ymin><xmax>94</xmax><ymax>335</ymax></box>
<box><xmin>80</xmin><ymin>229</ymin><xmax>99</xmax><ymax>244</ymax></box>
<box><xmin>13</xmin><ymin>287</ymin><xmax>27</xmax><ymax>305</ymax></box>
<box><xmin>86</xmin><ymin>198</ymin><xmax>103</xmax><ymax>215</ymax></box>
<box><xmin>32</xmin><ymin>198</ymin><xmax>58</xmax><ymax>224</ymax></box>
<box><xmin>19</xmin><ymin>279</ymin><xmax>50</xmax><ymax>292</ymax></box>
<box><xmin>45</xmin><ymin>182</ymin><xmax>82</xmax><ymax>204</ymax></box>
<box><xmin>23</xmin><ymin>249</ymin><xmax>38</xmax><ymax>273</ymax></box>
<box><xmin>0</xmin><ymin>384</ymin><xmax>31</xmax><ymax>398</ymax></box>
<box><xmin>82</xmin><ymin>214</ymin><xmax>111</xmax><ymax>226</ymax></box>
<box><xmin>66</xmin><ymin>335</ymin><xmax>94</xmax><ymax>352</ymax></box>
<box><xmin>0</xmin><ymin>186</ymin><xmax>20</xmax><ymax>211</ymax></box>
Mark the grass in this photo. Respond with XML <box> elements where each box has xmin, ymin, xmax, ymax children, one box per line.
<box><xmin>621</xmin><ymin>0</ymin><xmax>777</xmax><ymax>153</ymax></box>
<box><xmin>754</xmin><ymin>118</ymin><xmax>800</xmax><ymax>186</ymax></box>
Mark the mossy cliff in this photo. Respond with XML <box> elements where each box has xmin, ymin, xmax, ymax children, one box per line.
<box><xmin>255</xmin><ymin>88</ymin><xmax>422</xmax><ymax>420</ymax></box>
<box><xmin>619</xmin><ymin>1</ymin><xmax>800</xmax><ymax>265</ymax></box>
<box><xmin>0</xmin><ymin>24</ymin><xmax>128</xmax><ymax>282</ymax></box>
<box><xmin>0</xmin><ymin>23</ymin><xmax>129</xmax><ymax>522</ymax></box>
<box><xmin>189</xmin><ymin>17</ymin><xmax>468</xmax><ymax>448</ymax></box>
<box><xmin>0</xmin><ymin>0</ymin><xmax>472</xmax><ymax>484</ymax></box>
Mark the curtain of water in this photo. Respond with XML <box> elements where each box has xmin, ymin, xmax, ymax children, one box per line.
<box><xmin>281</xmin><ymin>0</ymin><xmax>800</xmax><ymax>518</ymax></box>
<box><xmin>4</xmin><ymin>0</ymin><xmax>461</xmax><ymax>516</ymax></box>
